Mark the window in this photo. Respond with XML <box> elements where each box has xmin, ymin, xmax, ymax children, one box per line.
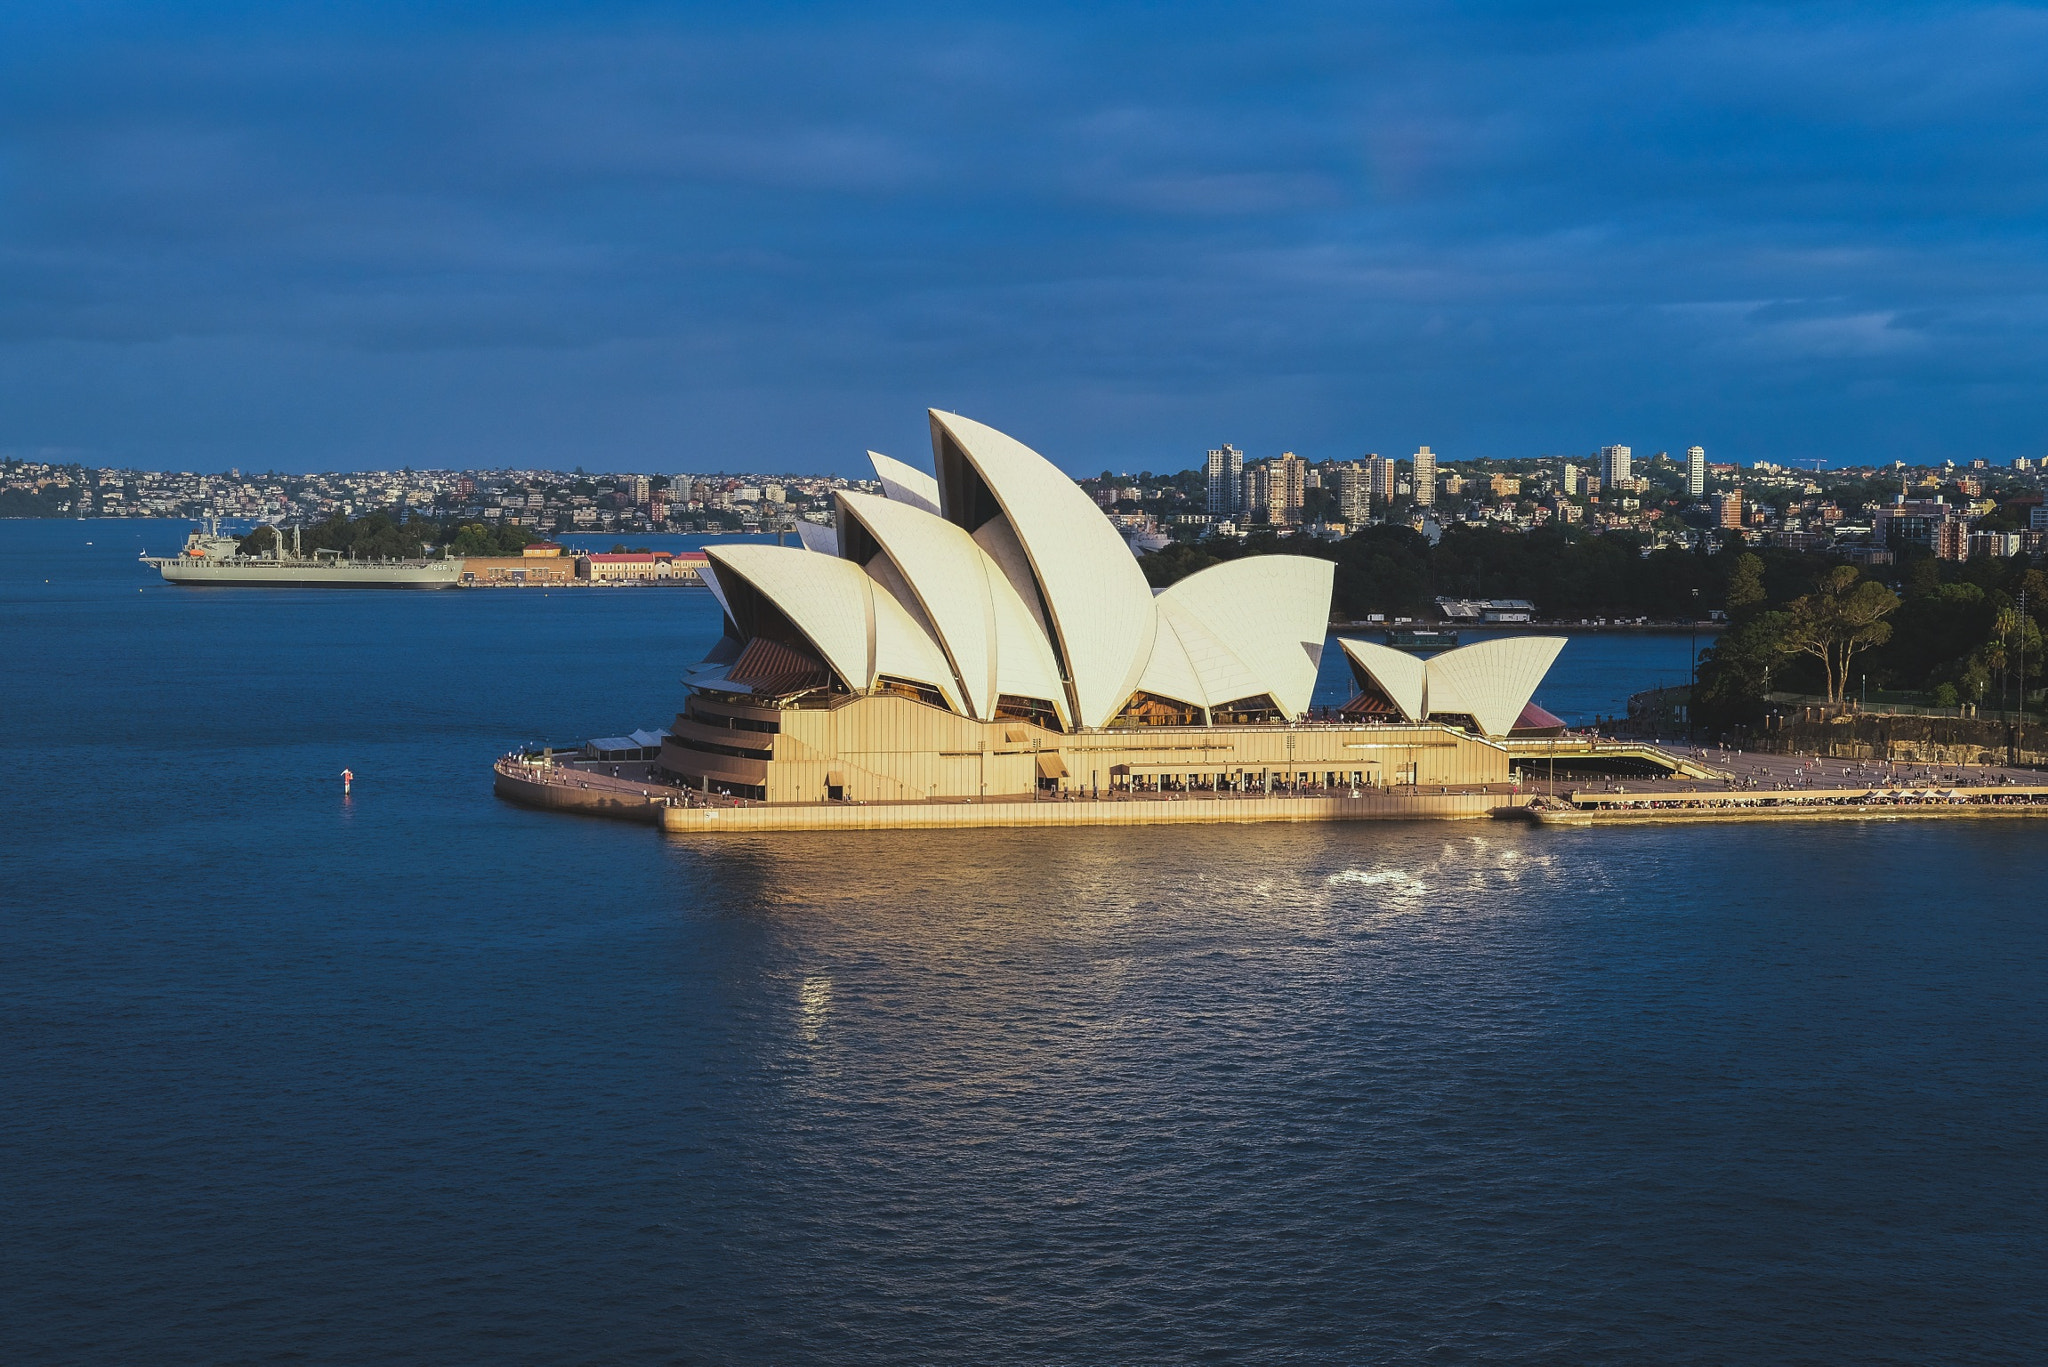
<box><xmin>995</xmin><ymin>695</ymin><xmax>1064</xmax><ymax>733</ymax></box>
<box><xmin>685</xmin><ymin>699</ymin><xmax>780</xmax><ymax>734</ymax></box>
<box><xmin>1212</xmin><ymin>693</ymin><xmax>1281</xmax><ymax>725</ymax></box>
<box><xmin>1111</xmin><ymin>691</ymin><xmax>1203</xmax><ymax>728</ymax></box>
<box><xmin>874</xmin><ymin>676</ymin><xmax>951</xmax><ymax>710</ymax></box>
<box><xmin>670</xmin><ymin>733</ymin><xmax>773</xmax><ymax>762</ymax></box>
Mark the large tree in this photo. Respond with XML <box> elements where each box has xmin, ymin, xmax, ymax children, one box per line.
<box><xmin>1776</xmin><ymin>566</ymin><xmax>1900</xmax><ymax>704</ymax></box>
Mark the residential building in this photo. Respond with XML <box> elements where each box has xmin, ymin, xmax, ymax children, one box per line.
<box><xmin>1336</xmin><ymin>462</ymin><xmax>1370</xmax><ymax>526</ymax></box>
<box><xmin>1245</xmin><ymin>452</ymin><xmax>1306</xmax><ymax>526</ymax></box>
<box><xmin>1205</xmin><ymin>445</ymin><xmax>1244</xmax><ymax>517</ymax></box>
<box><xmin>1934</xmin><ymin>519</ymin><xmax>1969</xmax><ymax>562</ymax></box>
<box><xmin>1875</xmin><ymin>499</ymin><xmax>1956</xmax><ymax>551</ymax></box>
<box><xmin>1365</xmin><ymin>454</ymin><xmax>1396</xmax><ymax>507</ymax></box>
<box><xmin>1411</xmin><ymin>446</ymin><xmax>1437</xmax><ymax>507</ymax></box>
<box><xmin>1600</xmin><ymin>444</ymin><xmax>1632</xmax><ymax>487</ymax></box>
<box><xmin>1560</xmin><ymin>462</ymin><xmax>1581</xmax><ymax>497</ymax></box>
<box><xmin>1685</xmin><ymin>446</ymin><xmax>1706</xmax><ymax>499</ymax></box>
<box><xmin>1714</xmin><ymin>489</ymin><xmax>1744</xmax><ymax>529</ymax></box>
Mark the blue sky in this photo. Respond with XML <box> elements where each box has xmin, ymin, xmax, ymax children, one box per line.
<box><xmin>3</xmin><ymin>1</ymin><xmax>2046</xmax><ymax>475</ymax></box>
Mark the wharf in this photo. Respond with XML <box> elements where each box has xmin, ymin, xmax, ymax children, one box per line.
<box><xmin>1330</xmin><ymin>620</ymin><xmax>1726</xmax><ymax>635</ymax></box>
<box><xmin>1518</xmin><ymin>746</ymin><xmax>2048</xmax><ymax>825</ymax></box>
<box><xmin>1528</xmin><ymin>786</ymin><xmax>2048</xmax><ymax>824</ymax></box>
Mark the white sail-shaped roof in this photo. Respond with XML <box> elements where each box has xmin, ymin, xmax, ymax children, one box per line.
<box><xmin>1335</xmin><ymin>635</ymin><xmax>1566</xmax><ymax>736</ymax></box>
<box><xmin>870</xmin><ymin>587</ymin><xmax>964</xmax><ymax>710</ymax></box>
<box><xmin>703</xmin><ymin>544</ymin><xmax>964</xmax><ymax>713</ymax></box>
<box><xmin>1336</xmin><ymin>638</ymin><xmax>1428</xmax><ymax>721</ymax></box>
<box><xmin>705</xmin><ymin>545</ymin><xmax>870</xmax><ymax>686</ymax></box>
<box><xmin>1134</xmin><ymin>597</ymin><xmax>1259</xmax><ymax>712</ymax></box>
<box><xmin>792</xmin><ymin>519</ymin><xmax>839</xmax><ymax>555</ymax></box>
<box><xmin>869</xmin><ymin>451</ymin><xmax>941</xmax><ymax>515</ymax></box>
<box><xmin>929</xmin><ymin>410</ymin><xmax>1157</xmax><ymax>728</ymax></box>
<box><xmin>688</xmin><ymin>412</ymin><xmax>1428</xmax><ymax>736</ymax></box>
<box><xmin>1154</xmin><ymin>557</ymin><xmax>1333</xmax><ymax>719</ymax></box>
<box><xmin>1422</xmin><ymin>636</ymin><xmax>1567</xmax><ymax>737</ymax></box>
<box><xmin>1130</xmin><ymin>609</ymin><xmax>1213</xmax><ymax>710</ymax></box>
<box><xmin>970</xmin><ymin>514</ymin><xmax>1051</xmax><ymax>642</ymax></box>
<box><xmin>835</xmin><ymin>490</ymin><xmax>1067</xmax><ymax>724</ymax></box>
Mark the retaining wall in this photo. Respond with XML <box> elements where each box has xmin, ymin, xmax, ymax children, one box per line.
<box><xmin>660</xmin><ymin>790</ymin><xmax>1517</xmax><ymax>834</ymax></box>
<box><xmin>1753</xmin><ymin>713</ymin><xmax>2048</xmax><ymax>768</ymax></box>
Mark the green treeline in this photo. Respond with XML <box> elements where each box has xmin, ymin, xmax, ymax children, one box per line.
<box><xmin>442</xmin><ymin>521</ymin><xmax>540</xmax><ymax>556</ymax></box>
<box><xmin>1141</xmin><ymin>523</ymin><xmax>1724</xmax><ymax>620</ymax></box>
<box><xmin>1695</xmin><ymin>552</ymin><xmax>2047</xmax><ymax>733</ymax></box>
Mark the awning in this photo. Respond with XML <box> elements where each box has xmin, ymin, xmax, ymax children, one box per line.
<box><xmin>729</xmin><ymin>636</ymin><xmax>831</xmax><ymax>694</ymax></box>
<box><xmin>825</xmin><ymin>770</ymin><xmax>847</xmax><ymax>785</ymax></box>
<box><xmin>1035</xmin><ymin>752</ymin><xmax>1068</xmax><ymax>778</ymax></box>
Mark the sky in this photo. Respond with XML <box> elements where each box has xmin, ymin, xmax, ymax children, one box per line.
<box><xmin>3</xmin><ymin>1</ymin><xmax>2047</xmax><ymax>476</ymax></box>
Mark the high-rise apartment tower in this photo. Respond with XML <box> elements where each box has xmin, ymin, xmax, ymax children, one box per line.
<box><xmin>1365</xmin><ymin>454</ymin><xmax>1396</xmax><ymax>506</ymax></box>
<box><xmin>1206</xmin><ymin>445</ymin><xmax>1245</xmax><ymax>517</ymax></box>
<box><xmin>1336</xmin><ymin>462</ymin><xmax>1369</xmax><ymax>526</ymax></box>
<box><xmin>1600</xmin><ymin>444</ymin><xmax>1632</xmax><ymax>488</ymax></box>
<box><xmin>1244</xmin><ymin>452</ymin><xmax>1307</xmax><ymax>526</ymax></box>
<box><xmin>1685</xmin><ymin>446</ymin><xmax>1706</xmax><ymax>499</ymax></box>
<box><xmin>1411</xmin><ymin>446</ymin><xmax>1436</xmax><ymax>507</ymax></box>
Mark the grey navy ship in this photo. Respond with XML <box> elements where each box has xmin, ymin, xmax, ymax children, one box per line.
<box><xmin>141</xmin><ymin>520</ymin><xmax>462</xmax><ymax>589</ymax></box>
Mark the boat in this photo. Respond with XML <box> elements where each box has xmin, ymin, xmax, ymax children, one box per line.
<box><xmin>141</xmin><ymin>520</ymin><xmax>463</xmax><ymax>589</ymax></box>
<box><xmin>1383</xmin><ymin>626</ymin><xmax>1459</xmax><ymax>652</ymax></box>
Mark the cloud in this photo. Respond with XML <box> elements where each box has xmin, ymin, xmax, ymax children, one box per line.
<box><xmin>0</xmin><ymin>2</ymin><xmax>2046</xmax><ymax>470</ymax></box>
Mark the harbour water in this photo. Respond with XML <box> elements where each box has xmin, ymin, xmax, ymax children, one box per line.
<box><xmin>4</xmin><ymin>519</ymin><xmax>2044</xmax><ymax>1363</ymax></box>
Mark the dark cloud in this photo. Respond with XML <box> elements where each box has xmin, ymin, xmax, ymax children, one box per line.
<box><xmin>2</xmin><ymin>1</ymin><xmax>2045</xmax><ymax>472</ymax></box>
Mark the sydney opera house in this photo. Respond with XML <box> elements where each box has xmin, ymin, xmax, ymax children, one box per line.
<box><xmin>652</xmin><ymin>410</ymin><xmax>1568</xmax><ymax>819</ymax></box>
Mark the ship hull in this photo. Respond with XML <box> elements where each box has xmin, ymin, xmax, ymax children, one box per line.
<box><xmin>146</xmin><ymin>559</ymin><xmax>462</xmax><ymax>588</ymax></box>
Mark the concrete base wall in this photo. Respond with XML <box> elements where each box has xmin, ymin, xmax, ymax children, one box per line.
<box><xmin>660</xmin><ymin>790</ymin><xmax>1517</xmax><ymax>834</ymax></box>
<box><xmin>494</xmin><ymin>765</ymin><xmax>669</xmax><ymax>824</ymax></box>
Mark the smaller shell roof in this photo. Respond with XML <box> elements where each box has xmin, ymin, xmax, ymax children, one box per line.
<box><xmin>705</xmin><ymin>543</ymin><xmax>965</xmax><ymax>713</ymax></box>
<box><xmin>1337</xmin><ymin>635</ymin><xmax>1567</xmax><ymax>737</ymax></box>
<box><xmin>1422</xmin><ymin>636</ymin><xmax>1567</xmax><ymax>737</ymax></box>
<box><xmin>1336</xmin><ymin>638</ymin><xmax>1428</xmax><ymax>722</ymax></box>
<box><xmin>1156</xmin><ymin>556</ymin><xmax>1333</xmax><ymax>719</ymax></box>
<box><xmin>869</xmin><ymin>451</ymin><xmax>941</xmax><ymax>515</ymax></box>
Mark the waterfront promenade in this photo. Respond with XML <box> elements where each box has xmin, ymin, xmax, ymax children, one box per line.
<box><xmin>495</xmin><ymin>744</ymin><xmax>2048</xmax><ymax>832</ymax></box>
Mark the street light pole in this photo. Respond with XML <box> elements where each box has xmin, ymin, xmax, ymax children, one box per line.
<box><xmin>1689</xmin><ymin>587</ymin><xmax>1700</xmax><ymax>742</ymax></box>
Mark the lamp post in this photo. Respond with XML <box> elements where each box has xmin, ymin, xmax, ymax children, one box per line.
<box><xmin>1689</xmin><ymin>587</ymin><xmax>1700</xmax><ymax>742</ymax></box>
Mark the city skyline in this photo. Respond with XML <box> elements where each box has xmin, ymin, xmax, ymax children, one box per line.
<box><xmin>3</xmin><ymin>3</ymin><xmax>2047</xmax><ymax>474</ymax></box>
